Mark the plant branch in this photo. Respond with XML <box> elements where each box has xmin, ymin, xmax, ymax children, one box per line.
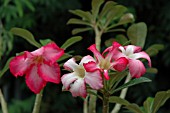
<box><xmin>32</xmin><ymin>90</ymin><xmax>43</xmax><ymax>113</ymax></box>
<box><xmin>0</xmin><ymin>89</ymin><xmax>8</xmax><ymax>113</ymax></box>
<box><xmin>111</xmin><ymin>74</ymin><xmax>131</xmax><ymax>113</ymax></box>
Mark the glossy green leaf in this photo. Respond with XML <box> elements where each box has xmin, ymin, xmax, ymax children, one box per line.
<box><xmin>39</xmin><ymin>39</ymin><xmax>52</xmax><ymax>46</ymax></box>
<box><xmin>112</xmin><ymin>77</ymin><xmax>151</xmax><ymax>93</ymax></box>
<box><xmin>127</xmin><ymin>22</ymin><xmax>147</xmax><ymax>48</ymax></box>
<box><xmin>115</xmin><ymin>34</ymin><xmax>128</xmax><ymax>45</ymax></box>
<box><xmin>152</xmin><ymin>90</ymin><xmax>170</xmax><ymax>113</ymax></box>
<box><xmin>69</xmin><ymin>10</ymin><xmax>92</xmax><ymax>22</ymax></box>
<box><xmin>146</xmin><ymin>68</ymin><xmax>158</xmax><ymax>74</ymax></box>
<box><xmin>109</xmin><ymin>96</ymin><xmax>130</xmax><ymax>105</ymax></box>
<box><xmin>105</xmin><ymin>28</ymin><xmax>126</xmax><ymax>33</ymax></box>
<box><xmin>99</xmin><ymin>1</ymin><xmax>117</xmax><ymax>18</ymax></box>
<box><xmin>0</xmin><ymin>57</ymin><xmax>14</xmax><ymax>78</ymax></box>
<box><xmin>57</xmin><ymin>53</ymin><xmax>72</xmax><ymax>62</ymax></box>
<box><xmin>91</xmin><ymin>0</ymin><xmax>104</xmax><ymax>20</ymax></box>
<box><xmin>67</xmin><ymin>18</ymin><xmax>91</xmax><ymax>26</ymax></box>
<box><xmin>126</xmin><ymin>104</ymin><xmax>144</xmax><ymax>113</ymax></box>
<box><xmin>146</xmin><ymin>44</ymin><xmax>164</xmax><ymax>57</ymax></box>
<box><xmin>143</xmin><ymin>97</ymin><xmax>154</xmax><ymax>113</ymax></box>
<box><xmin>10</xmin><ymin>28</ymin><xmax>41</xmax><ymax>48</ymax></box>
<box><xmin>118</xmin><ymin>13</ymin><xmax>135</xmax><ymax>25</ymax></box>
<box><xmin>15</xmin><ymin>0</ymin><xmax>23</xmax><ymax>17</ymax></box>
<box><xmin>61</xmin><ymin>36</ymin><xmax>82</xmax><ymax>49</ymax></box>
<box><xmin>72</xmin><ymin>27</ymin><xmax>92</xmax><ymax>35</ymax></box>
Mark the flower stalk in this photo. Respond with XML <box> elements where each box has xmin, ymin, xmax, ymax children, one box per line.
<box><xmin>0</xmin><ymin>89</ymin><xmax>8</xmax><ymax>113</ymax></box>
<box><xmin>102</xmin><ymin>91</ymin><xmax>110</xmax><ymax>113</ymax></box>
<box><xmin>32</xmin><ymin>90</ymin><xmax>43</xmax><ymax>113</ymax></box>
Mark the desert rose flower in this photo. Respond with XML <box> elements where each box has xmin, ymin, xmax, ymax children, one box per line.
<box><xmin>88</xmin><ymin>44</ymin><xmax>128</xmax><ymax>80</ymax></box>
<box><xmin>111</xmin><ymin>42</ymin><xmax>151</xmax><ymax>78</ymax></box>
<box><xmin>9</xmin><ymin>42</ymin><xmax>64</xmax><ymax>94</ymax></box>
<box><xmin>61</xmin><ymin>55</ymin><xmax>103</xmax><ymax>98</ymax></box>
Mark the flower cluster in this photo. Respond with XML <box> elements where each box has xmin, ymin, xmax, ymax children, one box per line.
<box><xmin>9</xmin><ymin>41</ymin><xmax>151</xmax><ymax>97</ymax></box>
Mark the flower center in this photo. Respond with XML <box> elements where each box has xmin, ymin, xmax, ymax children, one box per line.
<box><xmin>33</xmin><ymin>56</ymin><xmax>43</xmax><ymax>64</ymax></box>
<box><xmin>99</xmin><ymin>59</ymin><xmax>111</xmax><ymax>70</ymax></box>
<box><xmin>76</xmin><ymin>66</ymin><xmax>85</xmax><ymax>78</ymax></box>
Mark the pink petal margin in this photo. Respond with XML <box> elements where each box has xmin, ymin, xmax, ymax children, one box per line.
<box><xmin>112</xmin><ymin>57</ymin><xmax>128</xmax><ymax>72</ymax></box>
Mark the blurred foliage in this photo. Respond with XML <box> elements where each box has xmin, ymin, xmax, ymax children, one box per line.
<box><xmin>0</xmin><ymin>0</ymin><xmax>170</xmax><ymax>113</ymax></box>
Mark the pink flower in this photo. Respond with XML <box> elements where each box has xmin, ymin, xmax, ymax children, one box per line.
<box><xmin>111</xmin><ymin>42</ymin><xmax>151</xmax><ymax>78</ymax></box>
<box><xmin>61</xmin><ymin>55</ymin><xmax>103</xmax><ymax>98</ymax></box>
<box><xmin>88</xmin><ymin>44</ymin><xmax>128</xmax><ymax>80</ymax></box>
<box><xmin>9</xmin><ymin>42</ymin><xmax>64</xmax><ymax>94</ymax></box>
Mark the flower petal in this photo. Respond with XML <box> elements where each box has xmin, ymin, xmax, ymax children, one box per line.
<box><xmin>88</xmin><ymin>44</ymin><xmax>104</xmax><ymax>61</ymax></box>
<box><xmin>131</xmin><ymin>51</ymin><xmax>151</xmax><ymax>67</ymax></box>
<box><xmin>125</xmin><ymin>45</ymin><xmax>142</xmax><ymax>53</ymax></box>
<box><xmin>25</xmin><ymin>65</ymin><xmax>46</xmax><ymax>94</ymax></box>
<box><xmin>70</xmin><ymin>79</ymin><xmax>87</xmax><ymax>98</ymax></box>
<box><xmin>43</xmin><ymin>42</ymin><xmax>64</xmax><ymax>64</ymax></box>
<box><xmin>31</xmin><ymin>47</ymin><xmax>44</xmax><ymax>56</ymax></box>
<box><xmin>9</xmin><ymin>54</ymin><xmax>30</xmax><ymax>77</ymax></box>
<box><xmin>79</xmin><ymin>55</ymin><xmax>96</xmax><ymax>65</ymax></box>
<box><xmin>38</xmin><ymin>62</ymin><xmax>61</xmax><ymax>84</ymax></box>
<box><xmin>84</xmin><ymin>71</ymin><xmax>103</xmax><ymax>89</ymax></box>
<box><xmin>83</xmin><ymin>61</ymin><xmax>99</xmax><ymax>72</ymax></box>
<box><xmin>112</xmin><ymin>57</ymin><xmax>128</xmax><ymax>72</ymax></box>
<box><xmin>63</xmin><ymin>58</ymin><xmax>79</xmax><ymax>71</ymax></box>
<box><xmin>103</xmin><ymin>70</ymin><xmax>110</xmax><ymax>80</ymax></box>
<box><xmin>128</xmin><ymin>59</ymin><xmax>146</xmax><ymax>78</ymax></box>
<box><xmin>61</xmin><ymin>72</ymin><xmax>78</xmax><ymax>90</ymax></box>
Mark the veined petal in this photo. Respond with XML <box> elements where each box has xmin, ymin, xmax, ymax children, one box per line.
<box><xmin>63</xmin><ymin>58</ymin><xmax>79</xmax><ymax>71</ymax></box>
<box><xmin>88</xmin><ymin>44</ymin><xmax>104</xmax><ymax>61</ymax></box>
<box><xmin>84</xmin><ymin>70</ymin><xmax>103</xmax><ymax>89</ymax></box>
<box><xmin>83</xmin><ymin>61</ymin><xmax>99</xmax><ymax>72</ymax></box>
<box><xmin>79</xmin><ymin>55</ymin><xmax>96</xmax><ymax>65</ymax></box>
<box><xmin>103</xmin><ymin>70</ymin><xmax>110</xmax><ymax>80</ymax></box>
<box><xmin>129</xmin><ymin>59</ymin><xmax>146</xmax><ymax>78</ymax></box>
<box><xmin>112</xmin><ymin>57</ymin><xmax>128</xmax><ymax>72</ymax></box>
<box><xmin>61</xmin><ymin>72</ymin><xmax>78</xmax><ymax>90</ymax></box>
<box><xmin>9</xmin><ymin>54</ymin><xmax>30</xmax><ymax>77</ymax></box>
<box><xmin>25</xmin><ymin>65</ymin><xmax>46</xmax><ymax>94</ymax></box>
<box><xmin>131</xmin><ymin>51</ymin><xmax>151</xmax><ymax>67</ymax></box>
<box><xmin>38</xmin><ymin>62</ymin><xmax>61</xmax><ymax>84</ymax></box>
<box><xmin>43</xmin><ymin>42</ymin><xmax>64</xmax><ymax>64</ymax></box>
<box><xmin>70</xmin><ymin>79</ymin><xmax>87</xmax><ymax>98</ymax></box>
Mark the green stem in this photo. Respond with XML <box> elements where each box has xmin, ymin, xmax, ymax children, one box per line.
<box><xmin>111</xmin><ymin>74</ymin><xmax>131</xmax><ymax>113</ymax></box>
<box><xmin>0</xmin><ymin>89</ymin><xmax>8</xmax><ymax>113</ymax></box>
<box><xmin>102</xmin><ymin>91</ymin><xmax>109</xmax><ymax>113</ymax></box>
<box><xmin>32</xmin><ymin>90</ymin><xmax>43</xmax><ymax>113</ymax></box>
<box><xmin>83</xmin><ymin>96</ymin><xmax>88</xmax><ymax>113</ymax></box>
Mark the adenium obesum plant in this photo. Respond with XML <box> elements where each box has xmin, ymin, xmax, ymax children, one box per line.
<box><xmin>9</xmin><ymin>42</ymin><xmax>64</xmax><ymax>93</ymax></box>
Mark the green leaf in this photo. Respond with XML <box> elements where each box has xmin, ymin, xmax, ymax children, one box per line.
<box><xmin>67</xmin><ymin>18</ymin><xmax>91</xmax><ymax>26</ymax></box>
<box><xmin>99</xmin><ymin>1</ymin><xmax>117</xmax><ymax>18</ymax></box>
<box><xmin>72</xmin><ymin>27</ymin><xmax>92</xmax><ymax>35</ymax></box>
<box><xmin>152</xmin><ymin>90</ymin><xmax>170</xmax><ymax>113</ymax></box>
<box><xmin>143</xmin><ymin>97</ymin><xmax>154</xmax><ymax>113</ymax></box>
<box><xmin>57</xmin><ymin>53</ymin><xmax>72</xmax><ymax>62</ymax></box>
<box><xmin>112</xmin><ymin>77</ymin><xmax>151</xmax><ymax>93</ymax></box>
<box><xmin>23</xmin><ymin>0</ymin><xmax>35</xmax><ymax>11</ymax></box>
<box><xmin>126</xmin><ymin>104</ymin><xmax>144</xmax><ymax>113</ymax></box>
<box><xmin>91</xmin><ymin>0</ymin><xmax>104</xmax><ymax>20</ymax></box>
<box><xmin>39</xmin><ymin>39</ymin><xmax>52</xmax><ymax>46</ymax></box>
<box><xmin>115</xmin><ymin>34</ymin><xmax>128</xmax><ymax>45</ymax></box>
<box><xmin>10</xmin><ymin>28</ymin><xmax>41</xmax><ymax>48</ymax></box>
<box><xmin>146</xmin><ymin>44</ymin><xmax>164</xmax><ymax>57</ymax></box>
<box><xmin>109</xmin><ymin>96</ymin><xmax>130</xmax><ymax>105</ymax></box>
<box><xmin>14</xmin><ymin>0</ymin><xmax>23</xmax><ymax>17</ymax></box>
<box><xmin>118</xmin><ymin>13</ymin><xmax>135</xmax><ymax>25</ymax></box>
<box><xmin>61</xmin><ymin>36</ymin><xmax>82</xmax><ymax>49</ymax></box>
<box><xmin>146</xmin><ymin>68</ymin><xmax>158</xmax><ymax>74</ymax></box>
<box><xmin>0</xmin><ymin>57</ymin><xmax>14</xmax><ymax>78</ymax></box>
<box><xmin>69</xmin><ymin>10</ymin><xmax>92</xmax><ymax>22</ymax></box>
<box><xmin>127</xmin><ymin>22</ymin><xmax>147</xmax><ymax>48</ymax></box>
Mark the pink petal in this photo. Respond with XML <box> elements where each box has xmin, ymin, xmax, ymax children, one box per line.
<box><xmin>43</xmin><ymin>42</ymin><xmax>64</xmax><ymax>64</ymax></box>
<box><xmin>128</xmin><ymin>59</ymin><xmax>146</xmax><ymax>78</ymax></box>
<box><xmin>9</xmin><ymin>54</ymin><xmax>30</xmax><ymax>77</ymax></box>
<box><xmin>103</xmin><ymin>70</ymin><xmax>110</xmax><ymax>80</ymax></box>
<box><xmin>31</xmin><ymin>47</ymin><xmax>44</xmax><ymax>56</ymax></box>
<box><xmin>112</xmin><ymin>57</ymin><xmax>128</xmax><ymax>72</ymax></box>
<box><xmin>25</xmin><ymin>65</ymin><xmax>46</xmax><ymax>94</ymax></box>
<box><xmin>88</xmin><ymin>44</ymin><xmax>104</xmax><ymax>62</ymax></box>
<box><xmin>112</xmin><ymin>41</ymin><xmax>121</xmax><ymax>48</ymax></box>
<box><xmin>61</xmin><ymin>72</ymin><xmax>78</xmax><ymax>90</ymax></box>
<box><xmin>83</xmin><ymin>61</ymin><xmax>99</xmax><ymax>72</ymax></box>
<box><xmin>125</xmin><ymin>45</ymin><xmax>142</xmax><ymax>53</ymax></box>
<box><xmin>63</xmin><ymin>58</ymin><xmax>79</xmax><ymax>71</ymax></box>
<box><xmin>84</xmin><ymin>70</ymin><xmax>103</xmax><ymax>89</ymax></box>
<box><xmin>38</xmin><ymin>62</ymin><xmax>61</xmax><ymax>84</ymax></box>
<box><xmin>79</xmin><ymin>55</ymin><xmax>96</xmax><ymax>65</ymax></box>
<box><xmin>131</xmin><ymin>51</ymin><xmax>151</xmax><ymax>67</ymax></box>
<box><xmin>70</xmin><ymin>79</ymin><xmax>87</xmax><ymax>98</ymax></box>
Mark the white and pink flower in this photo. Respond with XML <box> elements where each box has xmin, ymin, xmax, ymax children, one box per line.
<box><xmin>61</xmin><ymin>55</ymin><xmax>103</xmax><ymax>98</ymax></box>
<box><xmin>88</xmin><ymin>44</ymin><xmax>128</xmax><ymax>80</ymax></box>
<box><xmin>9</xmin><ymin>42</ymin><xmax>64</xmax><ymax>94</ymax></box>
<box><xmin>111</xmin><ymin>42</ymin><xmax>151</xmax><ymax>78</ymax></box>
